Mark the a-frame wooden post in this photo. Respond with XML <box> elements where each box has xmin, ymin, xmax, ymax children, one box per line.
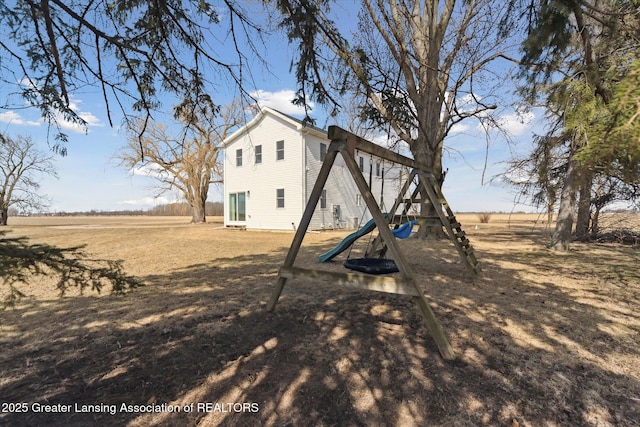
<box><xmin>267</xmin><ymin>127</ymin><xmax>458</xmax><ymax>360</ymax></box>
<box><xmin>266</xmin><ymin>145</ymin><xmax>340</xmax><ymax>311</ymax></box>
<box><xmin>337</xmin><ymin>143</ymin><xmax>455</xmax><ymax>360</ymax></box>
<box><xmin>415</xmin><ymin>172</ymin><xmax>480</xmax><ymax>277</ymax></box>
<box><xmin>369</xmin><ymin>169</ymin><xmax>480</xmax><ymax>278</ymax></box>
<box><xmin>367</xmin><ymin>169</ymin><xmax>419</xmax><ymax>258</ymax></box>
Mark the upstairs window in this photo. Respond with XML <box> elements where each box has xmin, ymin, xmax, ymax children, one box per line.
<box><xmin>276</xmin><ymin>140</ymin><xmax>285</xmax><ymax>160</ymax></box>
<box><xmin>255</xmin><ymin>145</ymin><xmax>262</xmax><ymax>164</ymax></box>
<box><xmin>236</xmin><ymin>149</ymin><xmax>243</xmax><ymax>166</ymax></box>
<box><xmin>359</xmin><ymin>156</ymin><xmax>364</xmax><ymax>172</ymax></box>
<box><xmin>320</xmin><ymin>143</ymin><xmax>327</xmax><ymax>162</ymax></box>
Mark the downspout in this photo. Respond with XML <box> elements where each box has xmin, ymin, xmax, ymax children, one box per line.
<box><xmin>222</xmin><ymin>145</ymin><xmax>227</xmax><ymax>227</ymax></box>
<box><xmin>301</xmin><ymin>127</ymin><xmax>307</xmax><ymax>230</ymax></box>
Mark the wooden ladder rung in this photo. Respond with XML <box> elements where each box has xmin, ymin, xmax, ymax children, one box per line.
<box><xmin>414</xmin><ymin>215</ymin><xmax>442</xmax><ymax>221</ymax></box>
<box><xmin>418</xmin><ymin>170</ymin><xmax>480</xmax><ymax>279</ymax></box>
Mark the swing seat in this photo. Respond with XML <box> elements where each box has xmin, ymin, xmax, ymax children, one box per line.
<box><xmin>343</xmin><ymin>258</ymin><xmax>399</xmax><ymax>275</ymax></box>
<box><xmin>392</xmin><ymin>220</ymin><xmax>417</xmax><ymax>239</ymax></box>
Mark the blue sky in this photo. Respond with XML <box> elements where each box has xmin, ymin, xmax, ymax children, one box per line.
<box><xmin>0</xmin><ymin>3</ymin><xmax>543</xmax><ymax>214</ymax></box>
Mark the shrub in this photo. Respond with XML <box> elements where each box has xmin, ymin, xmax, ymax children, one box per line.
<box><xmin>477</xmin><ymin>212</ymin><xmax>492</xmax><ymax>223</ymax></box>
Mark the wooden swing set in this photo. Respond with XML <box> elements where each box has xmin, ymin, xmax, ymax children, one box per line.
<box><xmin>267</xmin><ymin>126</ymin><xmax>479</xmax><ymax>360</ymax></box>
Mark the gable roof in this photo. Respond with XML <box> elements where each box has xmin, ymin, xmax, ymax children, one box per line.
<box><xmin>222</xmin><ymin>106</ymin><xmax>327</xmax><ymax>148</ymax></box>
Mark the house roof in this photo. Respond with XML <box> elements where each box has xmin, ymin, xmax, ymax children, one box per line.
<box><xmin>222</xmin><ymin>106</ymin><xmax>328</xmax><ymax>148</ymax></box>
<box><xmin>275</xmin><ymin>108</ymin><xmax>327</xmax><ymax>135</ymax></box>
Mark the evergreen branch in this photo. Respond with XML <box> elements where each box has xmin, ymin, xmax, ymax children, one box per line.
<box><xmin>1</xmin><ymin>231</ymin><xmax>141</xmax><ymax>308</ymax></box>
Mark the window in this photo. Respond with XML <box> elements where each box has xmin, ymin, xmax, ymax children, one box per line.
<box><xmin>276</xmin><ymin>188</ymin><xmax>285</xmax><ymax>208</ymax></box>
<box><xmin>320</xmin><ymin>143</ymin><xmax>327</xmax><ymax>162</ymax></box>
<box><xmin>376</xmin><ymin>161</ymin><xmax>381</xmax><ymax>177</ymax></box>
<box><xmin>276</xmin><ymin>140</ymin><xmax>285</xmax><ymax>160</ymax></box>
<box><xmin>320</xmin><ymin>190</ymin><xmax>327</xmax><ymax>209</ymax></box>
<box><xmin>255</xmin><ymin>145</ymin><xmax>262</xmax><ymax>164</ymax></box>
<box><xmin>356</xmin><ymin>194</ymin><xmax>362</xmax><ymax>207</ymax></box>
<box><xmin>228</xmin><ymin>192</ymin><xmax>246</xmax><ymax>221</ymax></box>
<box><xmin>359</xmin><ymin>156</ymin><xmax>364</xmax><ymax>172</ymax></box>
<box><xmin>236</xmin><ymin>149</ymin><xmax>243</xmax><ymax>166</ymax></box>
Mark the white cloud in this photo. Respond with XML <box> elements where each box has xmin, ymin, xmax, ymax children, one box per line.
<box><xmin>456</xmin><ymin>93</ymin><xmax>480</xmax><ymax>110</ymax></box>
<box><xmin>501</xmin><ymin>168</ymin><xmax>531</xmax><ymax>185</ymax></box>
<box><xmin>497</xmin><ymin>111</ymin><xmax>535</xmax><ymax>137</ymax></box>
<box><xmin>369</xmin><ymin>132</ymin><xmax>391</xmax><ymax>146</ymax></box>
<box><xmin>0</xmin><ymin>111</ymin><xmax>41</xmax><ymax>126</ymax></box>
<box><xmin>449</xmin><ymin>122</ymin><xmax>471</xmax><ymax>134</ymax></box>
<box><xmin>15</xmin><ymin>78</ymin><xmax>102</xmax><ymax>133</ymax></box>
<box><xmin>131</xmin><ymin>163</ymin><xmax>169</xmax><ymax>179</ymax></box>
<box><xmin>471</xmin><ymin>110</ymin><xmax>536</xmax><ymax>138</ymax></box>
<box><xmin>55</xmin><ymin>99</ymin><xmax>103</xmax><ymax>133</ymax></box>
<box><xmin>445</xmin><ymin>92</ymin><xmax>487</xmax><ymax>118</ymax></box>
<box><xmin>250</xmin><ymin>89</ymin><xmax>314</xmax><ymax>116</ymax></box>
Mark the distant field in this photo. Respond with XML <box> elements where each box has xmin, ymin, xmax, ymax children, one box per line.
<box><xmin>8</xmin><ymin>211</ymin><xmax>638</xmax><ymax>230</ymax></box>
<box><xmin>8</xmin><ymin>215</ymin><xmax>223</xmax><ymax>228</ymax></box>
<box><xmin>1</xmin><ymin>213</ymin><xmax>639</xmax><ymax>426</ymax></box>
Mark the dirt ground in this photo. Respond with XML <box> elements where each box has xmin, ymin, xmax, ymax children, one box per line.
<box><xmin>1</xmin><ymin>213</ymin><xmax>639</xmax><ymax>426</ymax></box>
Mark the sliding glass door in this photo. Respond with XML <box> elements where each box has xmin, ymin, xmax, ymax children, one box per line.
<box><xmin>228</xmin><ymin>192</ymin><xmax>246</xmax><ymax>221</ymax></box>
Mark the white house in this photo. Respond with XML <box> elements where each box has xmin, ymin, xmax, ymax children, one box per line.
<box><xmin>222</xmin><ymin>107</ymin><xmax>403</xmax><ymax>230</ymax></box>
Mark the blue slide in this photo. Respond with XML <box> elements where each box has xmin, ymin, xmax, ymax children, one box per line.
<box><xmin>319</xmin><ymin>217</ymin><xmax>379</xmax><ymax>263</ymax></box>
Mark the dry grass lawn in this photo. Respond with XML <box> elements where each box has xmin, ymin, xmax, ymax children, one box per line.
<box><xmin>1</xmin><ymin>213</ymin><xmax>639</xmax><ymax>426</ymax></box>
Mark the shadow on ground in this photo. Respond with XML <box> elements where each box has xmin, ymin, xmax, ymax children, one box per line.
<box><xmin>1</xmin><ymin>231</ymin><xmax>639</xmax><ymax>426</ymax></box>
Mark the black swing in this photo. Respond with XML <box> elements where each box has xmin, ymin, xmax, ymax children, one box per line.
<box><xmin>343</xmin><ymin>156</ymin><xmax>399</xmax><ymax>275</ymax></box>
<box><xmin>343</xmin><ymin>257</ymin><xmax>399</xmax><ymax>274</ymax></box>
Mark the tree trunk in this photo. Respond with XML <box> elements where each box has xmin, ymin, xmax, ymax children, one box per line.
<box><xmin>575</xmin><ymin>172</ymin><xmax>593</xmax><ymax>241</ymax></box>
<box><xmin>550</xmin><ymin>155</ymin><xmax>580</xmax><ymax>251</ymax></box>
<box><xmin>413</xmin><ymin>137</ymin><xmax>446</xmax><ymax>240</ymax></box>
<box><xmin>546</xmin><ymin>203</ymin><xmax>554</xmax><ymax>226</ymax></box>
<box><xmin>190</xmin><ymin>200</ymin><xmax>206</xmax><ymax>224</ymax></box>
<box><xmin>591</xmin><ymin>204</ymin><xmax>602</xmax><ymax>236</ymax></box>
<box><xmin>0</xmin><ymin>207</ymin><xmax>8</xmax><ymax>226</ymax></box>
<box><xmin>416</xmin><ymin>198</ymin><xmax>446</xmax><ymax>240</ymax></box>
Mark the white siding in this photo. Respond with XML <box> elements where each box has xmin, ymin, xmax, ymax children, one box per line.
<box><xmin>305</xmin><ymin>137</ymin><xmax>405</xmax><ymax>230</ymax></box>
<box><xmin>224</xmin><ymin>111</ymin><xmax>305</xmax><ymax>230</ymax></box>
<box><xmin>224</xmin><ymin>107</ymin><xmax>407</xmax><ymax>231</ymax></box>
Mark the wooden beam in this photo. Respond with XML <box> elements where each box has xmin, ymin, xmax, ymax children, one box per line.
<box><xmin>328</xmin><ymin>126</ymin><xmax>431</xmax><ymax>172</ymax></box>
<box><xmin>267</xmin><ymin>148</ymin><xmax>339</xmax><ymax>311</ymax></box>
<box><xmin>279</xmin><ymin>266</ymin><xmax>420</xmax><ymax>296</ymax></box>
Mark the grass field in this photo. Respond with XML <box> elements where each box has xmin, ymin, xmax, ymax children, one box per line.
<box><xmin>1</xmin><ymin>213</ymin><xmax>639</xmax><ymax>426</ymax></box>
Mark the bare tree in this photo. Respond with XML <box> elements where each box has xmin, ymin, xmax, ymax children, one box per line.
<box><xmin>117</xmin><ymin>101</ymin><xmax>244</xmax><ymax>223</ymax></box>
<box><xmin>0</xmin><ymin>134</ymin><xmax>57</xmax><ymax>225</ymax></box>
<box><xmin>276</xmin><ymin>0</ymin><xmax>519</xmax><ymax>237</ymax></box>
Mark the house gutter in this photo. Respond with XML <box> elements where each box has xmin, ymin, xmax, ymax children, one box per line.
<box><xmin>300</xmin><ymin>125</ymin><xmax>307</xmax><ymax>229</ymax></box>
